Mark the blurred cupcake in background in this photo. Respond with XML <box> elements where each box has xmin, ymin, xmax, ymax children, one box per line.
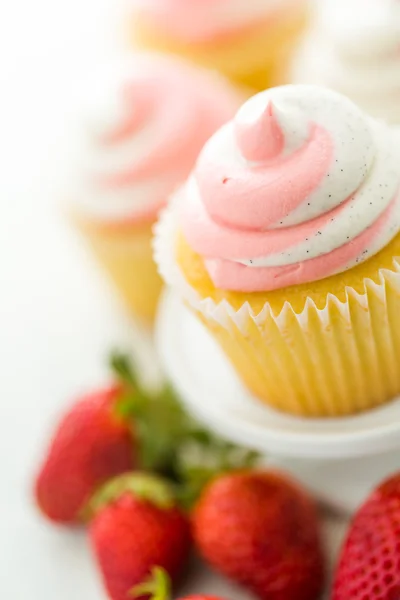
<box><xmin>155</xmin><ymin>84</ymin><xmax>400</xmax><ymax>417</ymax></box>
<box><xmin>130</xmin><ymin>0</ymin><xmax>310</xmax><ymax>92</ymax></box>
<box><xmin>70</xmin><ymin>54</ymin><xmax>241</xmax><ymax>323</ymax></box>
<box><xmin>292</xmin><ymin>0</ymin><xmax>400</xmax><ymax>124</ymax></box>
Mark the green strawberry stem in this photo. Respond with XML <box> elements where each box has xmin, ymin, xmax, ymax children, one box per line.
<box><xmin>109</xmin><ymin>352</ymin><xmax>261</xmax><ymax>509</ymax></box>
<box><xmin>87</xmin><ymin>473</ymin><xmax>176</xmax><ymax>519</ymax></box>
<box><xmin>130</xmin><ymin>567</ymin><xmax>171</xmax><ymax>600</ymax></box>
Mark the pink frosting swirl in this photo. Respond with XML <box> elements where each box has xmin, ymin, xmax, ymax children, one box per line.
<box><xmin>181</xmin><ymin>85</ymin><xmax>400</xmax><ymax>292</ymax></box>
<box><xmin>73</xmin><ymin>55</ymin><xmax>241</xmax><ymax>223</ymax></box>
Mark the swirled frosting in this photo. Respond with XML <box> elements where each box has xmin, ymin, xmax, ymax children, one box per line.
<box><xmin>72</xmin><ymin>55</ymin><xmax>240</xmax><ymax>223</ymax></box>
<box><xmin>180</xmin><ymin>85</ymin><xmax>400</xmax><ymax>293</ymax></box>
<box><xmin>293</xmin><ymin>0</ymin><xmax>400</xmax><ymax>123</ymax></box>
<box><xmin>132</xmin><ymin>0</ymin><xmax>303</xmax><ymax>42</ymax></box>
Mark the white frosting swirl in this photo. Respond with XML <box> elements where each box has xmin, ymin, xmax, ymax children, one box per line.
<box><xmin>181</xmin><ymin>85</ymin><xmax>400</xmax><ymax>292</ymax></box>
<box><xmin>293</xmin><ymin>0</ymin><xmax>400</xmax><ymax>124</ymax></box>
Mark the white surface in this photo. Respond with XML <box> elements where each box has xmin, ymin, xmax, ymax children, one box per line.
<box><xmin>0</xmin><ymin>1</ymin><xmax>346</xmax><ymax>598</ymax></box>
<box><xmin>156</xmin><ymin>290</ymin><xmax>400</xmax><ymax>514</ymax></box>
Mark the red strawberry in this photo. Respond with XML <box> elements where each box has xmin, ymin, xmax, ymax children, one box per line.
<box><xmin>35</xmin><ymin>384</ymin><xmax>135</xmax><ymax>523</ymax></box>
<box><xmin>89</xmin><ymin>473</ymin><xmax>192</xmax><ymax>600</ymax></box>
<box><xmin>332</xmin><ymin>473</ymin><xmax>400</xmax><ymax>600</ymax></box>
<box><xmin>193</xmin><ymin>470</ymin><xmax>325</xmax><ymax>600</ymax></box>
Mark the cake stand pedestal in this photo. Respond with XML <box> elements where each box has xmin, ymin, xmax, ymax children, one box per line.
<box><xmin>156</xmin><ymin>290</ymin><xmax>400</xmax><ymax>515</ymax></box>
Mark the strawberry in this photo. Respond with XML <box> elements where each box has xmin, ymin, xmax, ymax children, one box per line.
<box><xmin>192</xmin><ymin>470</ymin><xmax>325</xmax><ymax>600</ymax></box>
<box><xmin>35</xmin><ymin>384</ymin><xmax>135</xmax><ymax>523</ymax></box>
<box><xmin>332</xmin><ymin>473</ymin><xmax>400</xmax><ymax>600</ymax></box>
<box><xmin>89</xmin><ymin>473</ymin><xmax>192</xmax><ymax>600</ymax></box>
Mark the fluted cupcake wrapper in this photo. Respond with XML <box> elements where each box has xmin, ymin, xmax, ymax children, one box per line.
<box><xmin>154</xmin><ymin>205</ymin><xmax>400</xmax><ymax>417</ymax></box>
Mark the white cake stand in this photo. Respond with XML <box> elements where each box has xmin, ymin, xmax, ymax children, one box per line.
<box><xmin>156</xmin><ymin>290</ymin><xmax>400</xmax><ymax>515</ymax></box>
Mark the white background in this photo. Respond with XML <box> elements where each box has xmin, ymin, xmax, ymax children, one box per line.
<box><xmin>0</xmin><ymin>1</ymin><xmax>345</xmax><ymax>597</ymax></box>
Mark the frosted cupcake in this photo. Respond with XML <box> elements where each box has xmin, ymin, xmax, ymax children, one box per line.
<box><xmin>70</xmin><ymin>54</ymin><xmax>241</xmax><ymax>322</ymax></box>
<box><xmin>292</xmin><ymin>0</ymin><xmax>400</xmax><ymax>124</ymax></box>
<box><xmin>130</xmin><ymin>0</ymin><xmax>310</xmax><ymax>92</ymax></box>
<box><xmin>155</xmin><ymin>85</ymin><xmax>400</xmax><ymax>417</ymax></box>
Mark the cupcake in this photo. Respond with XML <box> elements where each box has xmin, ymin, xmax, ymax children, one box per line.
<box><xmin>155</xmin><ymin>84</ymin><xmax>400</xmax><ymax>417</ymax></box>
<box><xmin>130</xmin><ymin>0</ymin><xmax>310</xmax><ymax>92</ymax></box>
<box><xmin>70</xmin><ymin>54</ymin><xmax>241</xmax><ymax>322</ymax></box>
<box><xmin>292</xmin><ymin>0</ymin><xmax>400</xmax><ymax>124</ymax></box>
